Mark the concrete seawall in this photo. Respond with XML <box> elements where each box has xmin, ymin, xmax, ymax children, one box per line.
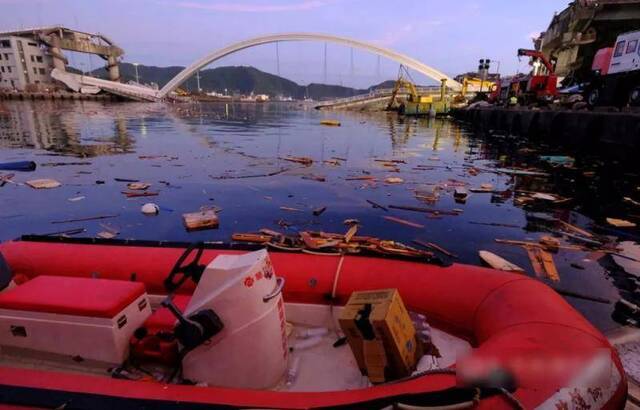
<box><xmin>451</xmin><ymin>107</ymin><xmax>640</xmax><ymax>155</ymax></box>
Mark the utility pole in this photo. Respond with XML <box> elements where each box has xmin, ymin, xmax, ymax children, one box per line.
<box><xmin>275</xmin><ymin>42</ymin><xmax>280</xmax><ymax>76</ymax></box>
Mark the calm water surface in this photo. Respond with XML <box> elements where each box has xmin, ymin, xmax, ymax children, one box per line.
<box><xmin>0</xmin><ymin>99</ymin><xmax>631</xmax><ymax>332</ymax></box>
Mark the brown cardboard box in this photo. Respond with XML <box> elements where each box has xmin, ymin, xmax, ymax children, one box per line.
<box><xmin>338</xmin><ymin>289</ymin><xmax>417</xmax><ymax>382</ymax></box>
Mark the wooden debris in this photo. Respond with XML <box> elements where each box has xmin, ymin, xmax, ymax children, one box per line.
<box><xmin>182</xmin><ymin>209</ymin><xmax>219</xmax><ymax>231</ymax></box>
<box><xmin>539</xmin><ymin>235</ymin><xmax>560</xmax><ymax>252</ymax></box>
<box><xmin>383</xmin><ymin>216</ymin><xmax>424</xmax><ymax>229</ymax></box>
<box><xmin>282</xmin><ymin>156</ymin><xmax>313</xmax><ymax>166</ymax></box>
<box><xmin>26</xmin><ymin>178</ymin><xmax>61</xmax><ymax>189</ymax></box>
<box><xmin>97</xmin><ymin>231</ymin><xmax>118</xmax><ymax>239</ymax></box>
<box><xmin>114</xmin><ymin>178</ymin><xmax>139</xmax><ymax>183</ymax></box>
<box><xmin>478</xmin><ymin>250</ymin><xmax>525</xmax><ymax>272</ymax></box>
<box><xmin>412</xmin><ymin>240</ymin><xmax>458</xmax><ymax>258</ymax></box>
<box><xmin>210</xmin><ymin>168</ymin><xmax>289</xmax><ymax>180</ymax></box>
<box><xmin>557</xmin><ymin>220</ymin><xmax>593</xmax><ymax>238</ymax></box>
<box><xmin>51</xmin><ymin>214</ymin><xmax>119</xmax><ymax>224</ymax></box>
<box><xmin>384</xmin><ymin>177</ymin><xmax>404</xmax><ymax>184</ymax></box>
<box><xmin>232</xmin><ymin>233</ymin><xmax>273</xmax><ymax>243</ymax></box>
<box><xmin>366</xmin><ymin>199</ymin><xmax>388</xmax><ymax>212</ymax></box>
<box><xmin>346</xmin><ymin>176</ymin><xmax>376</xmax><ymax>181</ymax></box>
<box><xmin>301</xmin><ymin>174</ymin><xmax>326</xmax><ymax>182</ymax></box>
<box><xmin>495</xmin><ymin>238</ymin><xmax>583</xmax><ymax>251</ymax></box>
<box><xmin>388</xmin><ymin>205</ymin><xmax>461</xmax><ymax>216</ymax></box>
<box><xmin>122</xmin><ymin>191</ymin><xmax>159</xmax><ymax>198</ymax></box>
<box><xmin>280</xmin><ymin>206</ymin><xmax>304</xmax><ymax>212</ymax></box>
<box><xmin>323</xmin><ymin>159</ymin><xmax>341</xmax><ymax>166</ymax></box>
<box><xmin>67</xmin><ymin>196</ymin><xmax>85</xmax><ymax>202</ymax></box>
<box><xmin>345</xmin><ymin>224</ymin><xmax>358</xmax><ymax>243</ymax></box>
<box><xmin>526</xmin><ymin>246</ymin><xmax>559</xmax><ymax>281</ymax></box>
<box><xmin>606</xmin><ymin>218</ymin><xmax>637</xmax><ymax>228</ymax></box>
<box><xmin>320</xmin><ymin>119</ymin><xmax>341</xmax><ymax>126</ymax></box>
<box><xmin>531</xmin><ymin>192</ymin><xmax>557</xmax><ymax>202</ymax></box>
<box><xmin>127</xmin><ymin>182</ymin><xmax>151</xmax><ymax>190</ymax></box>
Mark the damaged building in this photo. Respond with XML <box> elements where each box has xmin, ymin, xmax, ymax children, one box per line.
<box><xmin>535</xmin><ymin>0</ymin><xmax>640</xmax><ymax>85</ymax></box>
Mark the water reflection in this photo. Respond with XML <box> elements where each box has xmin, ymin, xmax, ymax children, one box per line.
<box><xmin>0</xmin><ymin>100</ymin><xmax>135</xmax><ymax>157</ymax></box>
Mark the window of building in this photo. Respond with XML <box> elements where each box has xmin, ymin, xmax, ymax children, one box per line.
<box><xmin>614</xmin><ymin>40</ymin><xmax>626</xmax><ymax>57</ymax></box>
<box><xmin>627</xmin><ymin>40</ymin><xmax>638</xmax><ymax>54</ymax></box>
<box><xmin>33</xmin><ymin>67</ymin><xmax>37</xmax><ymax>75</ymax></box>
<box><xmin>27</xmin><ymin>42</ymin><xmax>37</xmax><ymax>47</ymax></box>
<box><xmin>0</xmin><ymin>40</ymin><xmax>10</xmax><ymax>48</ymax></box>
<box><xmin>0</xmin><ymin>67</ymin><xmax>4</xmax><ymax>73</ymax></box>
<box><xmin>30</xmin><ymin>55</ymin><xmax>34</xmax><ymax>62</ymax></box>
<box><xmin>39</xmin><ymin>68</ymin><xmax>45</xmax><ymax>75</ymax></box>
<box><xmin>7</xmin><ymin>66</ymin><xmax>11</xmax><ymax>73</ymax></box>
<box><xmin>3</xmin><ymin>54</ymin><xmax>9</xmax><ymax>60</ymax></box>
<box><xmin>35</xmin><ymin>56</ymin><xmax>43</xmax><ymax>63</ymax></box>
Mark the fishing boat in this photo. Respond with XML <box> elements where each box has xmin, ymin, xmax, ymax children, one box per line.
<box><xmin>0</xmin><ymin>235</ymin><xmax>627</xmax><ymax>409</ymax></box>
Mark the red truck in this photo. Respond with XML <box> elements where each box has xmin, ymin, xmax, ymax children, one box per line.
<box><xmin>489</xmin><ymin>49</ymin><xmax>558</xmax><ymax>105</ymax></box>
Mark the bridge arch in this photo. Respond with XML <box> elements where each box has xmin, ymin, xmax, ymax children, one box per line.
<box><xmin>157</xmin><ymin>33</ymin><xmax>462</xmax><ymax>98</ymax></box>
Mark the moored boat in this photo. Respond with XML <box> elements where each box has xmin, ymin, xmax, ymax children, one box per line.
<box><xmin>0</xmin><ymin>236</ymin><xmax>627</xmax><ymax>409</ymax></box>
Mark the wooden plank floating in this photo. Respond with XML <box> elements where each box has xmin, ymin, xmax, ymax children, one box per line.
<box><xmin>382</xmin><ymin>216</ymin><xmax>424</xmax><ymax>229</ymax></box>
<box><xmin>478</xmin><ymin>250</ymin><xmax>525</xmax><ymax>272</ymax></box>
<box><xmin>526</xmin><ymin>246</ymin><xmax>559</xmax><ymax>282</ymax></box>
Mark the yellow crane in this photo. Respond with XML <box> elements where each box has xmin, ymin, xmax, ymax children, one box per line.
<box><xmin>386</xmin><ymin>66</ymin><xmax>432</xmax><ymax>111</ymax></box>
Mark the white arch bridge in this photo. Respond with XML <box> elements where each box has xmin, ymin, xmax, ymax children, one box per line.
<box><xmin>56</xmin><ymin>33</ymin><xmax>462</xmax><ymax>101</ymax></box>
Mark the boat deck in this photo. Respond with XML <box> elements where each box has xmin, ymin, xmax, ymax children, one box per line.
<box><xmin>0</xmin><ymin>302</ymin><xmax>472</xmax><ymax>392</ymax></box>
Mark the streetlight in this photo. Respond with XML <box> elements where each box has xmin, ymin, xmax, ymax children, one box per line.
<box><xmin>133</xmin><ymin>63</ymin><xmax>139</xmax><ymax>84</ymax></box>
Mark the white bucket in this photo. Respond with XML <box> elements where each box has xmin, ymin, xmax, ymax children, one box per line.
<box><xmin>181</xmin><ymin>249</ymin><xmax>288</xmax><ymax>389</ymax></box>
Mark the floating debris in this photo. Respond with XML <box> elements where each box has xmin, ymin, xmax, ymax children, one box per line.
<box><xmin>366</xmin><ymin>199</ymin><xmax>388</xmax><ymax>212</ymax></box>
<box><xmin>127</xmin><ymin>182</ymin><xmax>151</xmax><ymax>191</ymax></box>
<box><xmin>346</xmin><ymin>176</ymin><xmax>376</xmax><ymax>181</ymax></box>
<box><xmin>539</xmin><ymin>156</ymin><xmax>575</xmax><ymax>167</ymax></box>
<box><xmin>526</xmin><ymin>246</ymin><xmax>559</xmax><ymax>282</ymax></box>
<box><xmin>383</xmin><ymin>216</ymin><xmax>424</xmax><ymax>229</ymax></box>
<box><xmin>67</xmin><ymin>196</ymin><xmax>85</xmax><ymax>202</ymax></box>
<box><xmin>183</xmin><ymin>208</ymin><xmax>219</xmax><ymax>231</ymax></box>
<box><xmin>606</xmin><ymin>218</ymin><xmax>637</xmax><ymax>228</ymax></box>
<box><xmin>232</xmin><ymin>233</ymin><xmax>272</xmax><ymax>243</ymax></box>
<box><xmin>25</xmin><ymin>178</ymin><xmax>61</xmax><ymax>189</ymax></box>
<box><xmin>612</xmin><ymin>241</ymin><xmax>640</xmax><ymax>277</ymax></box>
<box><xmin>41</xmin><ymin>162</ymin><xmax>91</xmax><ymax>167</ymax></box>
<box><xmin>478</xmin><ymin>250</ymin><xmax>525</xmax><ymax>272</ymax></box>
<box><xmin>454</xmin><ymin>187</ymin><xmax>468</xmax><ymax>203</ymax></box>
<box><xmin>282</xmin><ymin>156</ymin><xmax>313</xmax><ymax>166</ymax></box>
<box><xmin>320</xmin><ymin>119</ymin><xmax>341</xmax><ymax>126</ymax></box>
<box><xmin>122</xmin><ymin>191</ymin><xmax>159</xmax><ymax>198</ymax></box>
<box><xmin>141</xmin><ymin>203</ymin><xmax>160</xmax><ymax>215</ymax></box>
<box><xmin>312</xmin><ymin>206</ymin><xmax>327</xmax><ymax>216</ymax></box>
<box><xmin>412</xmin><ymin>240</ymin><xmax>458</xmax><ymax>258</ymax></box>
<box><xmin>384</xmin><ymin>177</ymin><xmax>404</xmax><ymax>184</ymax></box>
<box><xmin>0</xmin><ymin>161</ymin><xmax>36</xmax><ymax>171</ymax></box>
<box><xmin>114</xmin><ymin>177</ymin><xmax>139</xmax><ymax>183</ymax></box>
<box><xmin>301</xmin><ymin>174</ymin><xmax>326</xmax><ymax>182</ymax></box>
<box><xmin>51</xmin><ymin>214</ymin><xmax>119</xmax><ymax>224</ymax></box>
<box><xmin>280</xmin><ymin>206</ymin><xmax>304</xmax><ymax>212</ymax></box>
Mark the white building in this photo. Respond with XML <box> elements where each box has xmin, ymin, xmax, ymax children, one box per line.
<box><xmin>0</xmin><ymin>35</ymin><xmax>54</xmax><ymax>91</ymax></box>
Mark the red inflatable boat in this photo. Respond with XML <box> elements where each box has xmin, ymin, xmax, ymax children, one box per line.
<box><xmin>0</xmin><ymin>236</ymin><xmax>627</xmax><ymax>409</ymax></box>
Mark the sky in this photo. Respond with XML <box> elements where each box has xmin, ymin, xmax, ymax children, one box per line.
<box><xmin>0</xmin><ymin>0</ymin><xmax>569</xmax><ymax>88</ymax></box>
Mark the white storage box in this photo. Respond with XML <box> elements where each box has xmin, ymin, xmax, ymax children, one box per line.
<box><xmin>0</xmin><ymin>275</ymin><xmax>151</xmax><ymax>364</ymax></box>
<box><xmin>182</xmin><ymin>249</ymin><xmax>288</xmax><ymax>389</ymax></box>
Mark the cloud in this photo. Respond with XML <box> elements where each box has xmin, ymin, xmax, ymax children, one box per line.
<box><xmin>172</xmin><ymin>0</ymin><xmax>330</xmax><ymax>12</ymax></box>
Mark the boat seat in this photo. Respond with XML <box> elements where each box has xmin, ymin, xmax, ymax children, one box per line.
<box><xmin>143</xmin><ymin>294</ymin><xmax>191</xmax><ymax>332</ymax></box>
<box><xmin>0</xmin><ymin>275</ymin><xmax>146</xmax><ymax>318</ymax></box>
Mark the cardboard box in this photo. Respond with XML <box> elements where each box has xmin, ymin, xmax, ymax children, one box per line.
<box><xmin>338</xmin><ymin>289</ymin><xmax>417</xmax><ymax>382</ymax></box>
